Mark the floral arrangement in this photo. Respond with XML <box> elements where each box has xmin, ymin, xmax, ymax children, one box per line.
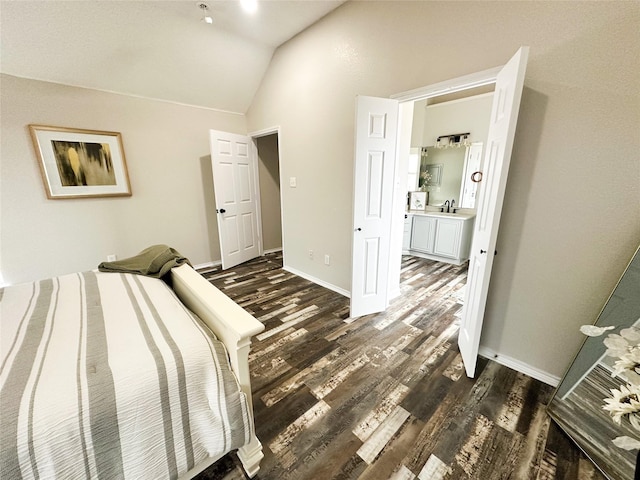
<box><xmin>581</xmin><ymin>323</ymin><xmax>640</xmax><ymax>450</ymax></box>
<box><xmin>419</xmin><ymin>171</ymin><xmax>432</xmax><ymax>192</ymax></box>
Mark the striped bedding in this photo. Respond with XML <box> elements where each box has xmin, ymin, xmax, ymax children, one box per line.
<box><xmin>0</xmin><ymin>270</ymin><xmax>252</xmax><ymax>480</ymax></box>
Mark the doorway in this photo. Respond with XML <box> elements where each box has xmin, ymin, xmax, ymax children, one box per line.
<box><xmin>388</xmin><ymin>84</ymin><xmax>497</xmax><ymax>301</ymax></box>
<box><xmin>397</xmin><ymin>87</ymin><xmax>496</xmax><ymax>284</ymax></box>
<box><xmin>385</xmin><ymin>47</ymin><xmax>529</xmax><ymax>377</ymax></box>
<box><xmin>209</xmin><ymin>127</ymin><xmax>283</xmax><ymax>270</ymax></box>
<box><xmin>255</xmin><ymin>133</ymin><xmax>283</xmax><ymax>255</ymax></box>
<box><xmin>251</xmin><ymin>129</ymin><xmax>284</xmax><ymax>262</ymax></box>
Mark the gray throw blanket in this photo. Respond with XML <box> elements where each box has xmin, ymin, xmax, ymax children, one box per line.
<box><xmin>98</xmin><ymin>244</ymin><xmax>191</xmax><ymax>279</ymax></box>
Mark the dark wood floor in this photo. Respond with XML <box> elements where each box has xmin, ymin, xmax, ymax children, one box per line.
<box><xmin>194</xmin><ymin>253</ymin><xmax>603</xmax><ymax>480</ymax></box>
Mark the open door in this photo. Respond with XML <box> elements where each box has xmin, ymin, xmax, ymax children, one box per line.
<box><xmin>458</xmin><ymin>47</ymin><xmax>529</xmax><ymax>377</ymax></box>
<box><xmin>209</xmin><ymin>130</ymin><xmax>260</xmax><ymax>270</ymax></box>
<box><xmin>350</xmin><ymin>96</ymin><xmax>399</xmax><ymax>318</ymax></box>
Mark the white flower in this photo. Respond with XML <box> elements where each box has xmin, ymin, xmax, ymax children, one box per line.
<box><xmin>613</xmin><ymin>435</ymin><xmax>640</xmax><ymax>450</ymax></box>
<box><xmin>579</xmin><ymin>323</ymin><xmax>640</xmax><ymax>450</ymax></box>
<box><xmin>579</xmin><ymin>325</ymin><xmax>615</xmax><ymax>337</ymax></box>
<box><xmin>612</xmin><ymin>349</ymin><xmax>640</xmax><ymax>378</ymax></box>
<box><xmin>621</xmin><ymin>326</ymin><xmax>640</xmax><ymax>343</ymax></box>
<box><xmin>604</xmin><ymin>334</ymin><xmax>633</xmax><ymax>358</ymax></box>
<box><xmin>603</xmin><ymin>384</ymin><xmax>640</xmax><ymax>425</ymax></box>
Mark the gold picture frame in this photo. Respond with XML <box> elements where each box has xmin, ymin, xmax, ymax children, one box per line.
<box><xmin>29</xmin><ymin>124</ymin><xmax>132</xmax><ymax>199</ymax></box>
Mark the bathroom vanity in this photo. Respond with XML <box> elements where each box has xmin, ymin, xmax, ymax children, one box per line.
<box><xmin>403</xmin><ymin>210</ymin><xmax>475</xmax><ymax>265</ymax></box>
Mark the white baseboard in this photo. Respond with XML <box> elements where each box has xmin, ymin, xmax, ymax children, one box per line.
<box><xmin>193</xmin><ymin>260</ymin><xmax>221</xmax><ymax>270</ymax></box>
<box><xmin>478</xmin><ymin>346</ymin><xmax>560</xmax><ymax>387</ymax></box>
<box><xmin>283</xmin><ymin>265</ymin><xmax>350</xmax><ymax>298</ymax></box>
<box><xmin>195</xmin><ymin>250</ymin><xmax>280</xmax><ymax>271</ymax></box>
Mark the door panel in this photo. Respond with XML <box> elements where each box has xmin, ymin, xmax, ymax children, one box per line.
<box><xmin>210</xmin><ymin>130</ymin><xmax>260</xmax><ymax>269</ymax></box>
<box><xmin>238</xmin><ymin>164</ymin><xmax>252</xmax><ymax>202</ymax></box>
<box><xmin>351</xmin><ymin>96</ymin><xmax>399</xmax><ymax>318</ymax></box>
<box><xmin>225</xmin><ymin>216</ymin><xmax>240</xmax><ymax>254</ymax></box>
<box><xmin>367</xmin><ymin>152</ymin><xmax>384</xmax><ymax>217</ymax></box>
<box><xmin>242</xmin><ymin>213</ymin><xmax>256</xmax><ymax>249</ymax></box>
<box><xmin>458</xmin><ymin>47</ymin><xmax>529</xmax><ymax>377</ymax></box>
<box><xmin>364</xmin><ymin>238</ymin><xmax>380</xmax><ymax>295</ymax></box>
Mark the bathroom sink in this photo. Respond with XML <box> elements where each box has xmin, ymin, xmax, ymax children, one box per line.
<box><xmin>432</xmin><ymin>212</ymin><xmax>459</xmax><ymax>217</ymax></box>
<box><xmin>425</xmin><ymin>211</ymin><xmax>476</xmax><ymax>220</ymax></box>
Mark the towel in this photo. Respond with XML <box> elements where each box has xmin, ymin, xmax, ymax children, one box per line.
<box><xmin>98</xmin><ymin>244</ymin><xmax>191</xmax><ymax>279</ymax></box>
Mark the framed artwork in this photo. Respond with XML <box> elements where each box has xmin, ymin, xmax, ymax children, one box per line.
<box><xmin>29</xmin><ymin>125</ymin><xmax>132</xmax><ymax>199</ymax></box>
<box><xmin>424</xmin><ymin>163</ymin><xmax>443</xmax><ymax>187</ymax></box>
<box><xmin>410</xmin><ymin>191</ymin><xmax>427</xmax><ymax>210</ymax></box>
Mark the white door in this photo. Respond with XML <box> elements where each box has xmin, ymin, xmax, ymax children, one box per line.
<box><xmin>209</xmin><ymin>130</ymin><xmax>260</xmax><ymax>270</ymax></box>
<box><xmin>350</xmin><ymin>96</ymin><xmax>399</xmax><ymax>318</ymax></box>
<box><xmin>458</xmin><ymin>47</ymin><xmax>529</xmax><ymax>377</ymax></box>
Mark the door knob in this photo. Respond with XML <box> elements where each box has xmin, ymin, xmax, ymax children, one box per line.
<box><xmin>355</xmin><ymin>227</ymin><xmax>362</xmax><ymax>232</ymax></box>
<box><xmin>217</xmin><ymin>208</ymin><xmax>226</xmax><ymax>214</ymax></box>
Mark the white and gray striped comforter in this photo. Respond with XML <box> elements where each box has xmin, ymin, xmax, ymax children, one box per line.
<box><xmin>1</xmin><ymin>271</ymin><xmax>252</xmax><ymax>480</ymax></box>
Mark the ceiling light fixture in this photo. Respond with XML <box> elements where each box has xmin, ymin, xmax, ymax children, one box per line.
<box><xmin>198</xmin><ymin>3</ymin><xmax>213</xmax><ymax>24</ymax></box>
<box><xmin>240</xmin><ymin>0</ymin><xmax>258</xmax><ymax>14</ymax></box>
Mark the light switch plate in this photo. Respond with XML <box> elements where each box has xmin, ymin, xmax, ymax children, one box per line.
<box><xmin>289</xmin><ymin>177</ymin><xmax>297</xmax><ymax>187</ymax></box>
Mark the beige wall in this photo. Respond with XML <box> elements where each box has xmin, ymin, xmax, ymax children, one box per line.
<box><xmin>1</xmin><ymin>74</ymin><xmax>246</xmax><ymax>284</ymax></box>
<box><xmin>422</xmin><ymin>93</ymin><xmax>493</xmax><ymax>147</ymax></box>
<box><xmin>246</xmin><ymin>1</ymin><xmax>640</xmax><ymax>379</ymax></box>
<box><xmin>257</xmin><ymin>134</ymin><xmax>282</xmax><ymax>251</ymax></box>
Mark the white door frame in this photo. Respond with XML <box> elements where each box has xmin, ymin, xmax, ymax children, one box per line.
<box><xmin>248</xmin><ymin>126</ymin><xmax>285</xmax><ymax>264</ymax></box>
<box><xmin>387</xmin><ymin>66</ymin><xmax>503</xmax><ymax>301</ymax></box>
<box><xmin>388</xmin><ymin>51</ymin><xmax>529</xmax><ymax>379</ymax></box>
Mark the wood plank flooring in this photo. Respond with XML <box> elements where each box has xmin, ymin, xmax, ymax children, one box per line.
<box><xmin>194</xmin><ymin>253</ymin><xmax>604</xmax><ymax>480</ymax></box>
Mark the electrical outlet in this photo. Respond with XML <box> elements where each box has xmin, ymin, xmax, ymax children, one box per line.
<box><xmin>308</xmin><ymin>249</ymin><xmax>313</xmax><ymax>259</ymax></box>
<box><xmin>324</xmin><ymin>254</ymin><xmax>330</xmax><ymax>266</ymax></box>
<box><xmin>107</xmin><ymin>254</ymin><xmax>117</xmax><ymax>262</ymax></box>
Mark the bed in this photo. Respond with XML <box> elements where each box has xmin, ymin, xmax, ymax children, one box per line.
<box><xmin>0</xmin><ymin>263</ymin><xmax>265</xmax><ymax>479</ymax></box>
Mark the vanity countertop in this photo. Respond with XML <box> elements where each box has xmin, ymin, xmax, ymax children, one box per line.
<box><xmin>406</xmin><ymin>209</ymin><xmax>476</xmax><ymax>220</ymax></box>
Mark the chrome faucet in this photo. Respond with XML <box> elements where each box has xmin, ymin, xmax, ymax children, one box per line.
<box><xmin>451</xmin><ymin>199</ymin><xmax>456</xmax><ymax>213</ymax></box>
<box><xmin>442</xmin><ymin>200</ymin><xmax>450</xmax><ymax>213</ymax></box>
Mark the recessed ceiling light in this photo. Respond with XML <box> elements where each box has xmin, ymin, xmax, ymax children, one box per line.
<box><xmin>197</xmin><ymin>2</ymin><xmax>213</xmax><ymax>24</ymax></box>
<box><xmin>240</xmin><ymin>0</ymin><xmax>258</xmax><ymax>14</ymax></box>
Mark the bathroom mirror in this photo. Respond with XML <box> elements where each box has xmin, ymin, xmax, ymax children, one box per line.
<box><xmin>417</xmin><ymin>144</ymin><xmax>482</xmax><ymax>208</ymax></box>
<box><xmin>547</xmin><ymin>245</ymin><xmax>640</xmax><ymax>480</ymax></box>
<box><xmin>419</xmin><ymin>147</ymin><xmax>463</xmax><ymax>205</ymax></box>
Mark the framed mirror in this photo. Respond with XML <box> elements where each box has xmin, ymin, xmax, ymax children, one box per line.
<box><xmin>547</xmin><ymin>245</ymin><xmax>640</xmax><ymax>480</ymax></box>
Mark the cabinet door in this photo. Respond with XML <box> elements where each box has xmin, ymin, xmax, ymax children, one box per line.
<box><xmin>433</xmin><ymin>219</ymin><xmax>462</xmax><ymax>258</ymax></box>
<box><xmin>410</xmin><ymin>216</ymin><xmax>436</xmax><ymax>253</ymax></box>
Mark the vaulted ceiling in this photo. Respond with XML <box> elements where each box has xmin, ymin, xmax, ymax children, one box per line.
<box><xmin>0</xmin><ymin>0</ymin><xmax>346</xmax><ymax>113</ymax></box>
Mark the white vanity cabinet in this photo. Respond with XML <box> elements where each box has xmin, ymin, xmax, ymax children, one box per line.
<box><xmin>405</xmin><ymin>211</ymin><xmax>475</xmax><ymax>265</ymax></box>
